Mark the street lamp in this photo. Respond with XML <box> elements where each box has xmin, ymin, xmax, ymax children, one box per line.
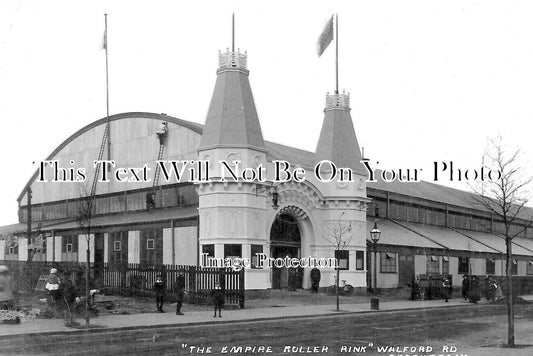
<box><xmin>370</xmin><ymin>222</ymin><xmax>381</xmax><ymax>309</ymax></box>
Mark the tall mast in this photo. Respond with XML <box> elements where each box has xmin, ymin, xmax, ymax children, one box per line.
<box><xmin>335</xmin><ymin>14</ymin><xmax>339</xmax><ymax>94</ymax></box>
<box><xmin>232</xmin><ymin>13</ymin><xmax>235</xmax><ymax>52</ymax></box>
<box><xmin>104</xmin><ymin>14</ymin><xmax>111</xmax><ymax>162</ymax></box>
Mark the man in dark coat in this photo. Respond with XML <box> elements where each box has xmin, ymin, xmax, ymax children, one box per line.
<box><xmin>175</xmin><ymin>272</ymin><xmax>185</xmax><ymax>315</ymax></box>
<box><xmin>310</xmin><ymin>268</ymin><xmax>321</xmax><ymax>293</ymax></box>
<box><xmin>211</xmin><ymin>282</ymin><xmax>225</xmax><ymax>318</ymax></box>
<box><xmin>409</xmin><ymin>276</ymin><xmax>421</xmax><ymax>301</ymax></box>
<box><xmin>154</xmin><ymin>275</ymin><xmax>166</xmax><ymax>312</ymax></box>
<box><xmin>442</xmin><ymin>278</ymin><xmax>452</xmax><ymax>302</ymax></box>
<box><xmin>461</xmin><ymin>275</ymin><xmax>469</xmax><ymax>300</ymax></box>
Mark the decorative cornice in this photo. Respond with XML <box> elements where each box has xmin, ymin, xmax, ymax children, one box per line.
<box><xmin>218</xmin><ymin>49</ymin><xmax>248</xmax><ymax>72</ymax></box>
<box><xmin>325</xmin><ymin>91</ymin><xmax>350</xmax><ymax>111</ymax></box>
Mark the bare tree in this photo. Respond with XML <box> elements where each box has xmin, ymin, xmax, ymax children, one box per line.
<box><xmin>471</xmin><ymin>136</ymin><xmax>533</xmax><ymax>348</ymax></box>
<box><xmin>323</xmin><ymin>211</ymin><xmax>353</xmax><ymax>311</ymax></box>
<box><xmin>76</xmin><ymin>184</ymin><xmax>95</xmax><ymax>328</ymax></box>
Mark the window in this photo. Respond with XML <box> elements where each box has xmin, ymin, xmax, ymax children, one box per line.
<box><xmin>62</xmin><ymin>235</ymin><xmax>78</xmax><ymax>254</ymax></box>
<box><xmin>356</xmin><ymin>251</ymin><xmax>364</xmax><ymax>270</ymax></box>
<box><xmin>458</xmin><ymin>257</ymin><xmax>470</xmax><ymax>274</ymax></box>
<box><xmin>380</xmin><ymin>252</ymin><xmax>397</xmax><ymax>273</ymax></box>
<box><xmin>109</xmin><ymin>231</ymin><xmax>128</xmax><ymax>266</ymax></box>
<box><xmin>426</xmin><ymin>256</ymin><xmax>439</xmax><ymax>274</ymax></box>
<box><xmin>251</xmin><ymin>245</ymin><xmax>263</xmax><ymax>268</ymax></box>
<box><xmin>224</xmin><ymin>244</ymin><xmax>242</xmax><ymax>259</ymax></box>
<box><xmin>442</xmin><ymin>256</ymin><xmax>449</xmax><ymax>274</ymax></box>
<box><xmin>527</xmin><ymin>261</ymin><xmax>533</xmax><ymax>275</ymax></box>
<box><xmin>8</xmin><ymin>246</ymin><xmax>15</xmax><ymax>255</ymax></box>
<box><xmin>335</xmin><ymin>250</ymin><xmax>349</xmax><ymax>270</ymax></box>
<box><xmin>486</xmin><ymin>259</ymin><xmax>496</xmax><ymax>275</ymax></box>
<box><xmin>511</xmin><ymin>260</ymin><xmax>518</xmax><ymax>275</ymax></box>
<box><xmin>202</xmin><ymin>244</ymin><xmax>215</xmax><ymax>258</ymax></box>
<box><xmin>140</xmin><ymin>228</ymin><xmax>162</xmax><ymax>266</ymax></box>
<box><xmin>147</xmin><ymin>239</ymin><xmax>155</xmax><ymax>250</ymax></box>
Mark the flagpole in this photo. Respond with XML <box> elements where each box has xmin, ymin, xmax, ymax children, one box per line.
<box><xmin>335</xmin><ymin>13</ymin><xmax>339</xmax><ymax>94</ymax></box>
<box><xmin>232</xmin><ymin>13</ymin><xmax>235</xmax><ymax>52</ymax></box>
<box><xmin>104</xmin><ymin>13</ymin><xmax>111</xmax><ymax>162</ymax></box>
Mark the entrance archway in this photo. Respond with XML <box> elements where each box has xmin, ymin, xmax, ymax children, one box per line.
<box><xmin>270</xmin><ymin>213</ymin><xmax>302</xmax><ymax>289</ymax></box>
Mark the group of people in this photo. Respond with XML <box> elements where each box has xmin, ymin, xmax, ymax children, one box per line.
<box><xmin>153</xmin><ymin>273</ymin><xmax>225</xmax><ymax>318</ymax></box>
<box><xmin>409</xmin><ymin>276</ymin><xmax>452</xmax><ymax>301</ymax></box>
<box><xmin>461</xmin><ymin>275</ymin><xmax>503</xmax><ymax>303</ymax></box>
<box><xmin>409</xmin><ymin>275</ymin><xmax>504</xmax><ymax>303</ymax></box>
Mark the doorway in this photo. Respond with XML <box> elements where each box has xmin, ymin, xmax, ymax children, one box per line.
<box><xmin>399</xmin><ymin>254</ymin><xmax>415</xmax><ymax>287</ymax></box>
<box><xmin>270</xmin><ymin>213</ymin><xmax>302</xmax><ymax>289</ymax></box>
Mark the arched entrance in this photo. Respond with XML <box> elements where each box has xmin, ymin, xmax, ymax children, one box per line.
<box><xmin>270</xmin><ymin>213</ymin><xmax>302</xmax><ymax>289</ymax></box>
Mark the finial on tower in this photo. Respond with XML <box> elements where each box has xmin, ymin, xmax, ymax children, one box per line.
<box><xmin>218</xmin><ymin>14</ymin><xmax>247</xmax><ymax>71</ymax></box>
<box><xmin>325</xmin><ymin>90</ymin><xmax>350</xmax><ymax>111</ymax></box>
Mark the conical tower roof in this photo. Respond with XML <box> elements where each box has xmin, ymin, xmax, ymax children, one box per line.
<box><xmin>315</xmin><ymin>91</ymin><xmax>366</xmax><ymax>175</ymax></box>
<box><xmin>199</xmin><ymin>49</ymin><xmax>264</xmax><ymax>150</ymax></box>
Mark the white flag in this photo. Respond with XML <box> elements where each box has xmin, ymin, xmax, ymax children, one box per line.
<box><xmin>316</xmin><ymin>15</ymin><xmax>334</xmax><ymax>57</ymax></box>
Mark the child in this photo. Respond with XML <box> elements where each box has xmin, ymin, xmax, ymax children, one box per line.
<box><xmin>211</xmin><ymin>282</ymin><xmax>225</xmax><ymax>318</ymax></box>
<box><xmin>154</xmin><ymin>275</ymin><xmax>166</xmax><ymax>312</ymax></box>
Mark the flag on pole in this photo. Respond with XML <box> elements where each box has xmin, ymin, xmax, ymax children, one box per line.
<box><xmin>316</xmin><ymin>15</ymin><xmax>334</xmax><ymax>57</ymax></box>
<box><xmin>103</xmin><ymin>30</ymin><xmax>107</xmax><ymax>50</ymax></box>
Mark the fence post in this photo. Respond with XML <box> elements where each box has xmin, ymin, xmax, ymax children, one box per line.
<box><xmin>189</xmin><ymin>266</ymin><xmax>196</xmax><ymax>304</ymax></box>
<box><xmin>239</xmin><ymin>268</ymin><xmax>245</xmax><ymax>309</ymax></box>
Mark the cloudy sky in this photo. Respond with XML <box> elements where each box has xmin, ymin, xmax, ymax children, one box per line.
<box><xmin>1</xmin><ymin>0</ymin><xmax>532</xmax><ymax>227</ymax></box>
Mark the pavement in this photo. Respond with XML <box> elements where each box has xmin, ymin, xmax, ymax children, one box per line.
<box><xmin>2</xmin><ymin>295</ymin><xmax>533</xmax><ymax>356</ymax></box>
<box><xmin>0</xmin><ymin>296</ymin><xmax>508</xmax><ymax>337</ymax></box>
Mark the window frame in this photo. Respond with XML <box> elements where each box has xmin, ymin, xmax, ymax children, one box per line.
<box><xmin>380</xmin><ymin>252</ymin><xmax>397</xmax><ymax>273</ymax></box>
<box><xmin>426</xmin><ymin>255</ymin><xmax>440</xmax><ymax>274</ymax></box>
<box><xmin>335</xmin><ymin>250</ymin><xmax>349</xmax><ymax>270</ymax></box>
<box><xmin>442</xmin><ymin>256</ymin><xmax>450</xmax><ymax>274</ymax></box>
<box><xmin>355</xmin><ymin>250</ymin><xmax>364</xmax><ymax>271</ymax></box>
<box><xmin>146</xmin><ymin>239</ymin><xmax>155</xmax><ymax>250</ymax></box>
<box><xmin>458</xmin><ymin>256</ymin><xmax>470</xmax><ymax>274</ymax></box>
<box><xmin>251</xmin><ymin>244</ymin><xmax>263</xmax><ymax>269</ymax></box>
<box><xmin>527</xmin><ymin>261</ymin><xmax>533</xmax><ymax>275</ymax></box>
<box><xmin>486</xmin><ymin>258</ymin><xmax>496</xmax><ymax>275</ymax></box>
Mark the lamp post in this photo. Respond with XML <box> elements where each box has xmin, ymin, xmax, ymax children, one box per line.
<box><xmin>370</xmin><ymin>222</ymin><xmax>381</xmax><ymax>309</ymax></box>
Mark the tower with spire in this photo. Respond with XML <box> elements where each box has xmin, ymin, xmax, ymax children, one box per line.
<box><xmin>197</xmin><ymin>24</ymin><xmax>270</xmax><ymax>287</ymax></box>
<box><xmin>311</xmin><ymin>89</ymin><xmax>370</xmax><ymax>288</ymax></box>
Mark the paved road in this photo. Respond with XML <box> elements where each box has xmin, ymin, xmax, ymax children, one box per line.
<box><xmin>0</xmin><ymin>304</ymin><xmax>530</xmax><ymax>355</ymax></box>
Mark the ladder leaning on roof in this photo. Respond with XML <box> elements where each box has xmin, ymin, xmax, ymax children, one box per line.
<box><xmin>147</xmin><ymin>121</ymin><xmax>168</xmax><ymax>210</ymax></box>
<box><xmin>87</xmin><ymin>124</ymin><xmax>109</xmax><ymax>213</ymax></box>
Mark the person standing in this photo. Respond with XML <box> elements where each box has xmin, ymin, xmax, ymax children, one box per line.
<box><xmin>409</xmin><ymin>276</ymin><xmax>421</xmax><ymax>301</ymax></box>
<box><xmin>45</xmin><ymin>268</ymin><xmax>61</xmax><ymax>310</ymax></box>
<box><xmin>461</xmin><ymin>275</ymin><xmax>469</xmax><ymax>301</ymax></box>
<box><xmin>310</xmin><ymin>267</ymin><xmax>321</xmax><ymax>293</ymax></box>
<box><xmin>154</xmin><ymin>275</ymin><xmax>166</xmax><ymax>312</ymax></box>
<box><xmin>0</xmin><ymin>265</ymin><xmax>14</xmax><ymax>310</ymax></box>
<box><xmin>442</xmin><ymin>278</ymin><xmax>451</xmax><ymax>302</ymax></box>
<box><xmin>211</xmin><ymin>282</ymin><xmax>225</xmax><ymax>318</ymax></box>
<box><xmin>175</xmin><ymin>272</ymin><xmax>185</xmax><ymax>315</ymax></box>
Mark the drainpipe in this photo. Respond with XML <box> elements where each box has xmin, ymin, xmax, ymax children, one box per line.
<box><xmin>171</xmin><ymin>219</ymin><xmax>175</xmax><ymax>266</ymax></box>
<box><xmin>52</xmin><ymin>230</ymin><xmax>55</xmax><ymax>262</ymax></box>
<box><xmin>196</xmin><ymin>209</ymin><xmax>200</xmax><ymax>267</ymax></box>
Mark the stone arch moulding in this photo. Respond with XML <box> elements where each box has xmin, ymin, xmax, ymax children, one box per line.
<box><xmin>273</xmin><ymin>180</ymin><xmax>324</xmax><ymax>211</ymax></box>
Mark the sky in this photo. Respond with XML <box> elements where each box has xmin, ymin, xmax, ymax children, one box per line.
<box><xmin>0</xmin><ymin>0</ymin><xmax>532</xmax><ymax>227</ymax></box>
